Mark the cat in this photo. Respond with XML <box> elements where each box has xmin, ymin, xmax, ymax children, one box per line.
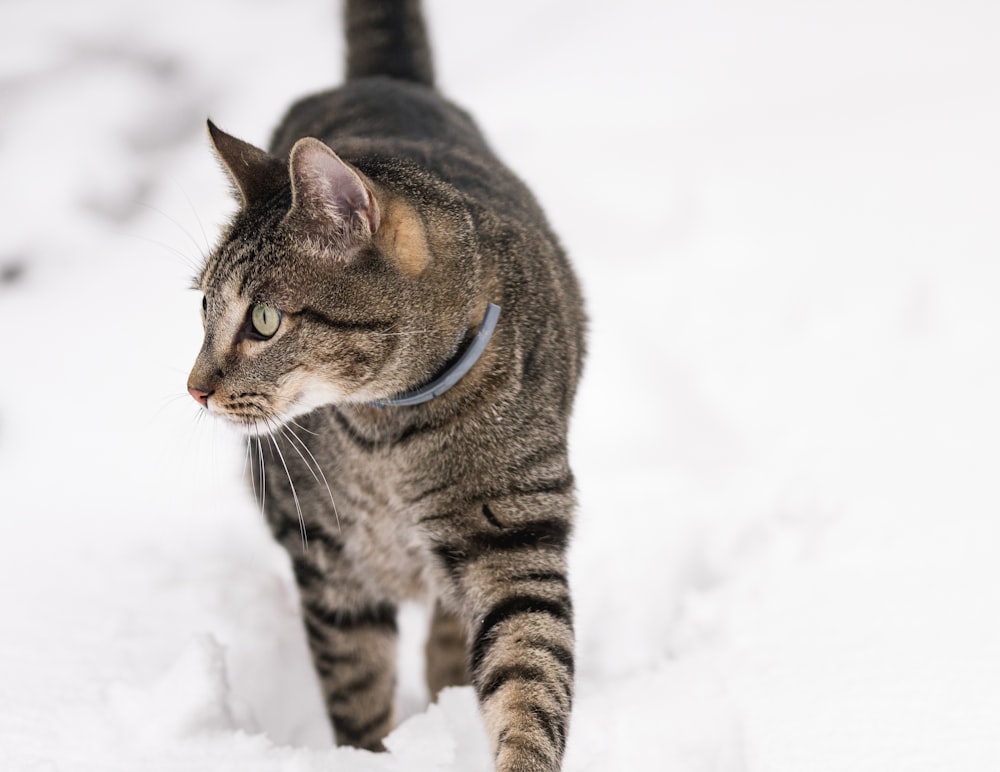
<box><xmin>186</xmin><ymin>2</ymin><xmax>585</xmax><ymax>770</ymax></box>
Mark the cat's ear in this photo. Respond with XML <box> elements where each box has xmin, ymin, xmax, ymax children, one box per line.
<box><xmin>284</xmin><ymin>137</ymin><xmax>380</xmax><ymax>250</ymax></box>
<box><xmin>207</xmin><ymin>120</ymin><xmax>286</xmax><ymax>207</ymax></box>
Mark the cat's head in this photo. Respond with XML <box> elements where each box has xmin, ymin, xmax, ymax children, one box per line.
<box><xmin>187</xmin><ymin>122</ymin><xmax>476</xmax><ymax>432</ymax></box>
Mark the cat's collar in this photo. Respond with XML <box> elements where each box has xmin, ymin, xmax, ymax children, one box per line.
<box><xmin>370</xmin><ymin>303</ymin><xmax>502</xmax><ymax>408</ymax></box>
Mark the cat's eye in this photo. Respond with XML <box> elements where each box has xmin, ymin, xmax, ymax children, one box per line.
<box><xmin>251</xmin><ymin>304</ymin><xmax>282</xmax><ymax>338</ymax></box>
<box><xmin>201</xmin><ymin>296</ymin><xmax>208</xmax><ymax>313</ymax></box>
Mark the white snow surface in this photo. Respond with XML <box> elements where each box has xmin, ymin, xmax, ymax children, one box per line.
<box><xmin>2</xmin><ymin>1</ymin><xmax>999</xmax><ymax>770</ymax></box>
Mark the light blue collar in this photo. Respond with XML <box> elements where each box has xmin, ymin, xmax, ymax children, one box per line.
<box><xmin>371</xmin><ymin>303</ymin><xmax>501</xmax><ymax>408</ymax></box>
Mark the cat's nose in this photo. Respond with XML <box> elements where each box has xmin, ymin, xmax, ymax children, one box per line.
<box><xmin>187</xmin><ymin>386</ymin><xmax>213</xmax><ymax>406</ymax></box>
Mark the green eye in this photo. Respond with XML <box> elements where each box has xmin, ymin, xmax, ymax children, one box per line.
<box><xmin>251</xmin><ymin>304</ymin><xmax>282</xmax><ymax>338</ymax></box>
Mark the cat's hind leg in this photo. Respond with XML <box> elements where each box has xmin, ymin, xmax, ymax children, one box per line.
<box><xmin>425</xmin><ymin>599</ymin><xmax>470</xmax><ymax>697</ymax></box>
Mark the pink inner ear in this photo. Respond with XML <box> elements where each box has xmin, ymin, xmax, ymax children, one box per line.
<box><xmin>291</xmin><ymin>139</ymin><xmax>378</xmax><ymax>234</ymax></box>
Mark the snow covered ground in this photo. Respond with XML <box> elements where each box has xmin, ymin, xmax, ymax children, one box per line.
<box><xmin>2</xmin><ymin>0</ymin><xmax>999</xmax><ymax>769</ymax></box>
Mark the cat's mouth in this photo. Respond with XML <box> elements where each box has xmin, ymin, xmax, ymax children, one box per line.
<box><xmin>205</xmin><ymin>397</ymin><xmax>283</xmax><ymax>436</ymax></box>
<box><xmin>206</xmin><ymin>381</ymin><xmax>346</xmax><ymax>436</ymax></box>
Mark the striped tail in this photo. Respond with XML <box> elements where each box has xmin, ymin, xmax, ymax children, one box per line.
<box><xmin>344</xmin><ymin>0</ymin><xmax>435</xmax><ymax>87</ymax></box>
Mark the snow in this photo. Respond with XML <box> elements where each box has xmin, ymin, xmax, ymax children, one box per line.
<box><xmin>2</xmin><ymin>0</ymin><xmax>999</xmax><ymax>770</ymax></box>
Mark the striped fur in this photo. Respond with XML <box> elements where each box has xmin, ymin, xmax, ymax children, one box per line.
<box><xmin>188</xmin><ymin>2</ymin><xmax>584</xmax><ymax>770</ymax></box>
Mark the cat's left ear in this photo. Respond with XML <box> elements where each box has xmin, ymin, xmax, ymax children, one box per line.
<box><xmin>284</xmin><ymin>137</ymin><xmax>380</xmax><ymax>251</ymax></box>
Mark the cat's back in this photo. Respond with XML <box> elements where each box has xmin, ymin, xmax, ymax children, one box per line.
<box><xmin>270</xmin><ymin>77</ymin><xmax>552</xmax><ymax>231</ymax></box>
<box><xmin>271</xmin><ymin>77</ymin><xmax>487</xmax><ymax>158</ymax></box>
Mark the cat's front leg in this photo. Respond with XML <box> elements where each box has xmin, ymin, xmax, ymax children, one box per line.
<box><xmin>291</xmin><ymin>552</ymin><xmax>399</xmax><ymax>751</ymax></box>
<box><xmin>433</xmin><ymin>497</ymin><xmax>574</xmax><ymax>772</ymax></box>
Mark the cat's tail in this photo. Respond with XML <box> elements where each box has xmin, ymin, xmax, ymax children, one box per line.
<box><xmin>344</xmin><ymin>0</ymin><xmax>435</xmax><ymax>87</ymax></box>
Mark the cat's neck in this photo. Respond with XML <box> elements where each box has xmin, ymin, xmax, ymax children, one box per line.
<box><xmin>369</xmin><ymin>303</ymin><xmax>500</xmax><ymax>408</ymax></box>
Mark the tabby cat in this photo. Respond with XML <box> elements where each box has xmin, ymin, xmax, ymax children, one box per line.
<box><xmin>186</xmin><ymin>2</ymin><xmax>585</xmax><ymax>770</ymax></box>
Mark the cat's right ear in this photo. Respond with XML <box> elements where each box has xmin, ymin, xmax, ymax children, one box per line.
<box><xmin>207</xmin><ymin>120</ymin><xmax>286</xmax><ymax>207</ymax></box>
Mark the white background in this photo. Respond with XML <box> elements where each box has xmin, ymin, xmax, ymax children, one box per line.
<box><xmin>1</xmin><ymin>1</ymin><xmax>998</xmax><ymax>769</ymax></box>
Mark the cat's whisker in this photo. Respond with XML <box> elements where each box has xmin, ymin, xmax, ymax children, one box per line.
<box><xmin>243</xmin><ymin>422</ymin><xmax>256</xmax><ymax>499</ymax></box>
<box><xmin>120</xmin><ymin>231</ymin><xmax>202</xmax><ymax>273</ymax></box>
<box><xmin>168</xmin><ymin>176</ymin><xmax>212</xmax><ymax>256</ymax></box>
<box><xmin>154</xmin><ymin>392</ymin><xmax>191</xmax><ymax>408</ymax></box>
<box><xmin>137</xmin><ymin>200</ymin><xmax>208</xmax><ymax>261</ymax></box>
<box><xmin>148</xmin><ymin>392</ymin><xmax>195</xmax><ymax>425</ymax></box>
<box><xmin>256</xmin><ymin>433</ymin><xmax>267</xmax><ymax>520</ymax></box>
<box><xmin>264</xmin><ymin>418</ymin><xmax>308</xmax><ymax>550</ymax></box>
<box><xmin>278</xmin><ymin>425</ymin><xmax>323</xmax><ymax>486</ymax></box>
<box><xmin>287</xmin><ymin>418</ymin><xmax>319</xmax><ymax>437</ymax></box>
<box><xmin>282</xmin><ymin>423</ymin><xmax>341</xmax><ymax>532</ymax></box>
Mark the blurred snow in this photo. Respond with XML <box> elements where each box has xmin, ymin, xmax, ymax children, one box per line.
<box><xmin>2</xmin><ymin>0</ymin><xmax>999</xmax><ymax>770</ymax></box>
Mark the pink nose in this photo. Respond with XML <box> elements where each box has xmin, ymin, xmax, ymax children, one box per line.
<box><xmin>187</xmin><ymin>386</ymin><xmax>213</xmax><ymax>406</ymax></box>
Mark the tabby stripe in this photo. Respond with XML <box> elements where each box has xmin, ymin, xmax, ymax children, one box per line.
<box><xmin>315</xmin><ymin>650</ymin><xmax>360</xmax><ymax>673</ymax></box>
<box><xmin>318</xmin><ymin>650</ymin><xmax>361</xmax><ymax>667</ymax></box>
<box><xmin>309</xmin><ymin>602</ymin><xmax>398</xmax><ymax>633</ymax></box>
<box><xmin>300</xmin><ymin>307</ymin><xmax>392</xmax><ymax>333</ymax></box>
<box><xmin>418</xmin><ymin>510</ymin><xmax>461</xmax><ymax>526</ymax></box>
<box><xmin>406</xmin><ymin>481</ymin><xmax>453</xmax><ymax>505</ymax></box>
<box><xmin>303</xmin><ymin>615</ymin><xmax>327</xmax><ymax>643</ymax></box>
<box><xmin>272</xmin><ymin>518</ymin><xmax>297</xmax><ymax>544</ymax></box>
<box><xmin>327</xmin><ymin>670</ymin><xmax>378</xmax><ymax>704</ymax></box>
<box><xmin>331</xmin><ymin>705</ymin><xmax>393</xmax><ymax>744</ymax></box>
<box><xmin>482</xmin><ymin>503</ymin><xmax>504</xmax><ymax>529</ymax></box>
<box><xmin>526</xmin><ymin>639</ymin><xmax>575</xmax><ymax>677</ymax></box>
<box><xmin>467</xmin><ymin>517</ymin><xmax>570</xmax><ymax>556</ymax></box>
<box><xmin>507</xmin><ymin>570</ymin><xmax>569</xmax><ymax>587</ymax></box>
<box><xmin>396</xmin><ymin>416</ymin><xmax>451</xmax><ymax>444</ymax></box>
<box><xmin>276</xmin><ymin>517</ymin><xmax>343</xmax><ymax>553</ymax></box>
<box><xmin>306</xmin><ymin>524</ymin><xmax>346</xmax><ymax>553</ymax></box>
<box><xmin>226</xmin><ymin>252</ymin><xmax>261</xmax><ymax>286</ymax></box>
<box><xmin>477</xmin><ymin>663</ymin><xmax>548</xmax><ymax>700</ymax></box>
<box><xmin>508</xmin><ymin>472</ymin><xmax>575</xmax><ymax>498</ymax></box>
<box><xmin>330</xmin><ymin>409</ymin><xmax>380</xmax><ymax>452</ymax></box>
<box><xmin>292</xmin><ymin>558</ymin><xmax>325</xmax><ymax>586</ymax></box>
<box><xmin>431</xmin><ymin>542</ymin><xmax>466</xmax><ymax>583</ymax></box>
<box><xmin>520</xmin><ymin>331</ymin><xmax>545</xmax><ymax>381</ymax></box>
<box><xmin>475</xmin><ymin>655</ymin><xmax>572</xmax><ymax>709</ymax></box>
<box><xmin>432</xmin><ymin>519</ymin><xmax>569</xmax><ymax>581</ymax></box>
<box><xmin>506</xmin><ymin>443</ymin><xmax>567</xmax><ymax>480</ymax></box>
<box><xmin>471</xmin><ymin>595</ymin><xmax>572</xmax><ymax>674</ymax></box>
<box><xmin>529</xmin><ymin>703</ymin><xmax>566</xmax><ymax>754</ymax></box>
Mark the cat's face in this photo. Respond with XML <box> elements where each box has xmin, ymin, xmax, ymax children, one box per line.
<box><xmin>187</xmin><ymin>123</ymin><xmax>470</xmax><ymax>432</ymax></box>
<box><xmin>189</xmin><ymin>259</ymin><xmax>394</xmax><ymax>431</ymax></box>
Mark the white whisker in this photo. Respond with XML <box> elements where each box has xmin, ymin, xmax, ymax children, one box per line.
<box><xmin>168</xmin><ymin>176</ymin><xmax>212</xmax><ymax>256</ymax></box>
<box><xmin>243</xmin><ymin>423</ymin><xmax>257</xmax><ymax>506</ymax></box>
<box><xmin>265</xmin><ymin>419</ymin><xmax>308</xmax><ymax>551</ymax></box>
<box><xmin>137</xmin><ymin>200</ymin><xmax>207</xmax><ymax>260</ymax></box>
<box><xmin>282</xmin><ymin>424</ymin><xmax>341</xmax><ymax>532</ymax></box>
<box><xmin>287</xmin><ymin>418</ymin><xmax>320</xmax><ymax>437</ymax></box>
<box><xmin>257</xmin><ymin>434</ymin><xmax>267</xmax><ymax>520</ymax></box>
<box><xmin>120</xmin><ymin>231</ymin><xmax>201</xmax><ymax>273</ymax></box>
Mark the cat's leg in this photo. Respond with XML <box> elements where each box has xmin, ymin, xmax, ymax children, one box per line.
<box><xmin>290</xmin><ymin>551</ymin><xmax>399</xmax><ymax>752</ymax></box>
<box><xmin>425</xmin><ymin>599</ymin><xmax>470</xmax><ymax>697</ymax></box>
<box><xmin>434</xmin><ymin>498</ymin><xmax>574</xmax><ymax>772</ymax></box>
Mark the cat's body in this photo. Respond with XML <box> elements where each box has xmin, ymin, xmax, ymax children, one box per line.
<box><xmin>188</xmin><ymin>3</ymin><xmax>584</xmax><ymax>770</ymax></box>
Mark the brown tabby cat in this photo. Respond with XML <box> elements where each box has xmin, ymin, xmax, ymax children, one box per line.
<box><xmin>186</xmin><ymin>2</ymin><xmax>585</xmax><ymax>770</ymax></box>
